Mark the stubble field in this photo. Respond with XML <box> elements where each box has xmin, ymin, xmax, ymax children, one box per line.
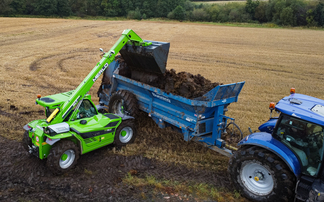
<box><xmin>0</xmin><ymin>18</ymin><xmax>324</xmax><ymax>201</ymax></box>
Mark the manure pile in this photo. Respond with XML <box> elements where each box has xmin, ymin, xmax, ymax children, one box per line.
<box><xmin>101</xmin><ymin>56</ymin><xmax>220</xmax><ymax>99</ymax></box>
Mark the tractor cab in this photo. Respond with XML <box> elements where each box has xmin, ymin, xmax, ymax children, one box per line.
<box><xmin>272</xmin><ymin>91</ymin><xmax>324</xmax><ymax>178</ymax></box>
<box><xmin>233</xmin><ymin>89</ymin><xmax>324</xmax><ymax>202</ymax></box>
<box><xmin>273</xmin><ymin>114</ymin><xmax>324</xmax><ymax>177</ymax></box>
<box><xmin>271</xmin><ymin>91</ymin><xmax>324</xmax><ymax>201</ymax></box>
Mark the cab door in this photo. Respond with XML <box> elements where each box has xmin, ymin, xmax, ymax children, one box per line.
<box><xmin>67</xmin><ymin>99</ymin><xmax>121</xmax><ymax>154</ymax></box>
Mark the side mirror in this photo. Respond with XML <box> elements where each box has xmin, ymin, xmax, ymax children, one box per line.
<box><xmin>80</xmin><ymin>120</ymin><xmax>87</xmax><ymax>125</ymax></box>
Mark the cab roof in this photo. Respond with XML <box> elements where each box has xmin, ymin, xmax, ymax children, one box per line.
<box><xmin>36</xmin><ymin>91</ymin><xmax>91</xmax><ymax>108</ymax></box>
<box><xmin>276</xmin><ymin>93</ymin><xmax>324</xmax><ymax>126</ymax></box>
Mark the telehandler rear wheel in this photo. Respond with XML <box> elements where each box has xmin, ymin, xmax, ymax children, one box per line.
<box><xmin>109</xmin><ymin>90</ymin><xmax>138</xmax><ymax>117</ymax></box>
<box><xmin>114</xmin><ymin>120</ymin><xmax>137</xmax><ymax>146</ymax></box>
<box><xmin>46</xmin><ymin>140</ymin><xmax>80</xmax><ymax>175</ymax></box>
<box><xmin>229</xmin><ymin>147</ymin><xmax>295</xmax><ymax>201</ymax></box>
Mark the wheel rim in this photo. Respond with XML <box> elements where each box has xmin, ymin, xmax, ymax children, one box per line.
<box><xmin>112</xmin><ymin>100</ymin><xmax>125</xmax><ymax>115</ymax></box>
<box><xmin>240</xmin><ymin>162</ymin><xmax>274</xmax><ymax>195</ymax></box>
<box><xmin>59</xmin><ymin>149</ymin><xmax>75</xmax><ymax>169</ymax></box>
<box><xmin>119</xmin><ymin>127</ymin><xmax>133</xmax><ymax>143</ymax></box>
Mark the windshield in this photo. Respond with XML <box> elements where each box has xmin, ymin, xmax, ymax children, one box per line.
<box><xmin>77</xmin><ymin>99</ymin><xmax>97</xmax><ymax>119</ymax></box>
<box><xmin>274</xmin><ymin>114</ymin><xmax>324</xmax><ymax>176</ymax></box>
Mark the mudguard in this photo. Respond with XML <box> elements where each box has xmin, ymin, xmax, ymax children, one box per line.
<box><xmin>95</xmin><ymin>104</ymin><xmax>109</xmax><ymax>112</ymax></box>
<box><xmin>258</xmin><ymin>118</ymin><xmax>278</xmax><ymax>133</ymax></box>
<box><xmin>238</xmin><ymin>132</ymin><xmax>301</xmax><ymax>177</ymax></box>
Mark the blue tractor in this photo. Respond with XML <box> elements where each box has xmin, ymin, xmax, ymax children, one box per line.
<box><xmin>229</xmin><ymin>88</ymin><xmax>324</xmax><ymax>201</ymax></box>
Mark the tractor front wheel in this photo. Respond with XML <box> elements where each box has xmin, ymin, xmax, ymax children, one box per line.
<box><xmin>114</xmin><ymin>120</ymin><xmax>137</xmax><ymax>146</ymax></box>
<box><xmin>46</xmin><ymin>140</ymin><xmax>80</xmax><ymax>175</ymax></box>
<box><xmin>228</xmin><ymin>147</ymin><xmax>295</xmax><ymax>201</ymax></box>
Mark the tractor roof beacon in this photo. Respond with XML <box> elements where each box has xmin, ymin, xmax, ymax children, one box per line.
<box><xmin>22</xmin><ymin>29</ymin><xmax>167</xmax><ymax>175</ymax></box>
<box><xmin>229</xmin><ymin>89</ymin><xmax>324</xmax><ymax>202</ymax></box>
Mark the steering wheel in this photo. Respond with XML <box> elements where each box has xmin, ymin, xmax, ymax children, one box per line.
<box><xmin>285</xmin><ymin>134</ymin><xmax>308</xmax><ymax>147</ymax></box>
<box><xmin>285</xmin><ymin>135</ymin><xmax>296</xmax><ymax>142</ymax></box>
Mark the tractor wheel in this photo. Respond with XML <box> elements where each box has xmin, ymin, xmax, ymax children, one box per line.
<box><xmin>22</xmin><ymin>131</ymin><xmax>32</xmax><ymax>153</ymax></box>
<box><xmin>108</xmin><ymin>90</ymin><xmax>138</xmax><ymax>117</ymax></box>
<box><xmin>46</xmin><ymin>140</ymin><xmax>80</xmax><ymax>175</ymax></box>
<box><xmin>114</xmin><ymin>120</ymin><xmax>137</xmax><ymax>146</ymax></box>
<box><xmin>228</xmin><ymin>146</ymin><xmax>295</xmax><ymax>202</ymax></box>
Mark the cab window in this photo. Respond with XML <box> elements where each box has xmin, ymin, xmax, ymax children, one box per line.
<box><xmin>46</xmin><ymin>107</ymin><xmax>56</xmax><ymax>118</ymax></box>
<box><xmin>274</xmin><ymin>115</ymin><xmax>324</xmax><ymax>176</ymax></box>
<box><xmin>77</xmin><ymin>99</ymin><xmax>97</xmax><ymax>119</ymax></box>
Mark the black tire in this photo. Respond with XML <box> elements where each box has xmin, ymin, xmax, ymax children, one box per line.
<box><xmin>114</xmin><ymin>120</ymin><xmax>137</xmax><ymax>146</ymax></box>
<box><xmin>228</xmin><ymin>147</ymin><xmax>295</xmax><ymax>201</ymax></box>
<box><xmin>22</xmin><ymin>131</ymin><xmax>32</xmax><ymax>153</ymax></box>
<box><xmin>46</xmin><ymin>140</ymin><xmax>80</xmax><ymax>175</ymax></box>
<box><xmin>108</xmin><ymin>90</ymin><xmax>139</xmax><ymax>117</ymax></box>
<box><xmin>98</xmin><ymin>108</ymin><xmax>108</xmax><ymax>114</ymax></box>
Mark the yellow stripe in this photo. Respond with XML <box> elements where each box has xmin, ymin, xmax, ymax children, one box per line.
<box><xmin>46</xmin><ymin>108</ymin><xmax>60</xmax><ymax>123</ymax></box>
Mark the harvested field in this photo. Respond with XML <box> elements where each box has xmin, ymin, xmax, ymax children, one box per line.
<box><xmin>0</xmin><ymin>17</ymin><xmax>324</xmax><ymax>201</ymax></box>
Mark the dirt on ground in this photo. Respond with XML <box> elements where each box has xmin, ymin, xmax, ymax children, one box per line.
<box><xmin>0</xmin><ymin>112</ymin><xmax>233</xmax><ymax>202</ymax></box>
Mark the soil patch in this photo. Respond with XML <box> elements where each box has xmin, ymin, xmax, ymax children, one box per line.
<box><xmin>0</xmin><ymin>134</ymin><xmax>233</xmax><ymax>202</ymax></box>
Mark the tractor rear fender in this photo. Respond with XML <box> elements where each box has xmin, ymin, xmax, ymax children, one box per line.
<box><xmin>238</xmin><ymin>132</ymin><xmax>301</xmax><ymax>178</ymax></box>
<box><xmin>95</xmin><ymin>104</ymin><xmax>108</xmax><ymax>112</ymax></box>
<box><xmin>258</xmin><ymin>117</ymin><xmax>278</xmax><ymax>133</ymax></box>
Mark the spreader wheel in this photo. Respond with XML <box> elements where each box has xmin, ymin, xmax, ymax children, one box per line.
<box><xmin>46</xmin><ymin>140</ymin><xmax>80</xmax><ymax>175</ymax></box>
<box><xmin>108</xmin><ymin>90</ymin><xmax>139</xmax><ymax>117</ymax></box>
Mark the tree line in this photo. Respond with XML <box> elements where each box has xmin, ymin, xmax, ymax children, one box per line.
<box><xmin>0</xmin><ymin>0</ymin><xmax>323</xmax><ymax>27</ymax></box>
<box><xmin>0</xmin><ymin>0</ymin><xmax>189</xmax><ymax>18</ymax></box>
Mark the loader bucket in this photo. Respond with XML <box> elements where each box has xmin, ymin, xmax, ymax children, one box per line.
<box><xmin>119</xmin><ymin>40</ymin><xmax>170</xmax><ymax>75</ymax></box>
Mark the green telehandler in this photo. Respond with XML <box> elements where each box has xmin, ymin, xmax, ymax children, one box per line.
<box><xmin>22</xmin><ymin>29</ymin><xmax>168</xmax><ymax>174</ymax></box>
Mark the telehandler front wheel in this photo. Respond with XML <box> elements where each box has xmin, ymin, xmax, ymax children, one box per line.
<box><xmin>228</xmin><ymin>147</ymin><xmax>295</xmax><ymax>202</ymax></box>
<box><xmin>114</xmin><ymin>120</ymin><xmax>137</xmax><ymax>146</ymax></box>
<box><xmin>46</xmin><ymin>140</ymin><xmax>80</xmax><ymax>175</ymax></box>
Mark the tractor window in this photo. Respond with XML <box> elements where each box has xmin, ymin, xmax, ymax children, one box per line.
<box><xmin>77</xmin><ymin>99</ymin><xmax>97</xmax><ymax>119</ymax></box>
<box><xmin>275</xmin><ymin>115</ymin><xmax>324</xmax><ymax>177</ymax></box>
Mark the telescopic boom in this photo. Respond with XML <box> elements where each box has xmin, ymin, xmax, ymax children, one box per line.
<box><xmin>47</xmin><ymin>29</ymin><xmax>152</xmax><ymax>124</ymax></box>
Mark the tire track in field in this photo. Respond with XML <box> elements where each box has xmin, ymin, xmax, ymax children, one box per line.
<box><xmin>0</xmin><ymin>23</ymin><xmax>101</xmax><ymax>47</ymax></box>
<box><xmin>26</xmin><ymin>48</ymin><xmax>98</xmax><ymax>93</ymax></box>
<box><xmin>29</xmin><ymin>48</ymin><xmax>97</xmax><ymax>71</ymax></box>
